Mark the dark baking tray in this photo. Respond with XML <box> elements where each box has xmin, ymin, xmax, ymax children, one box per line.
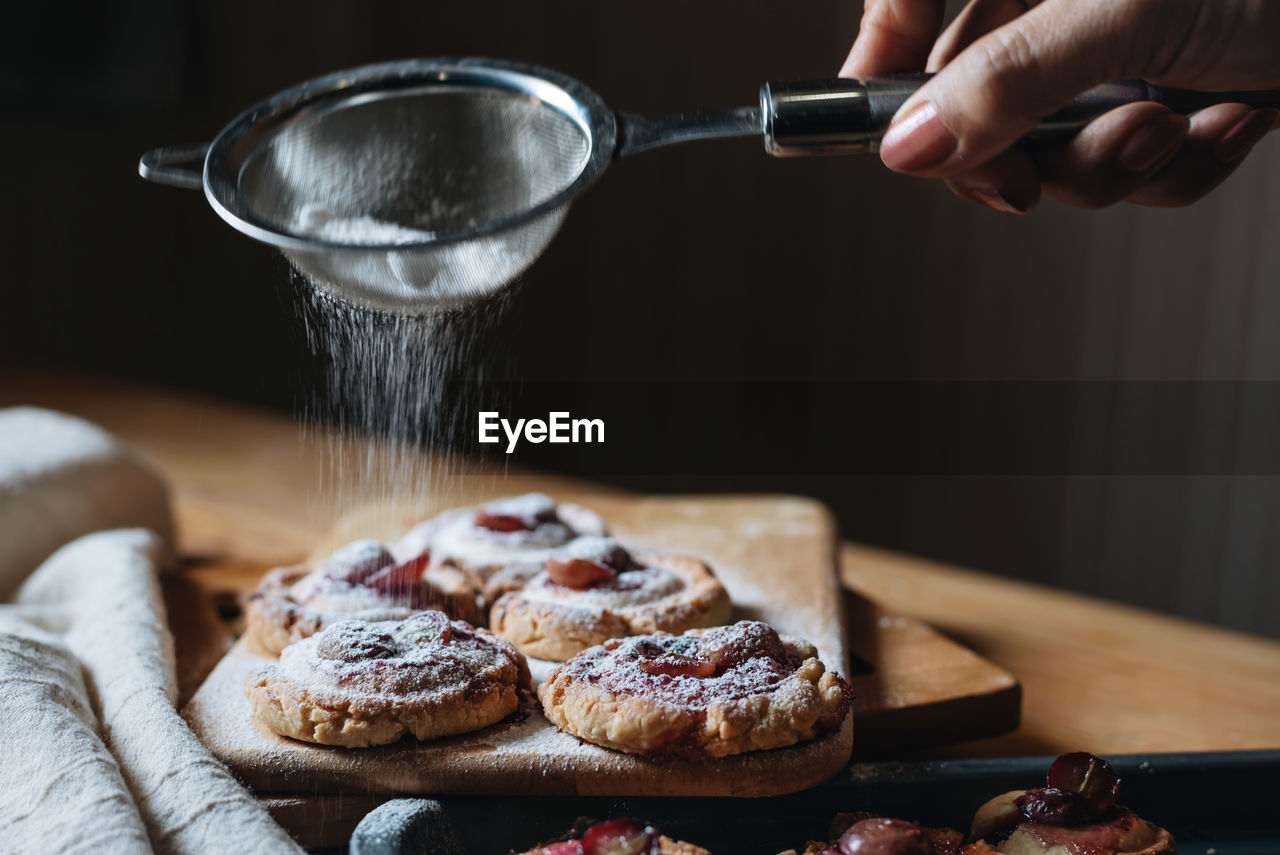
<box><xmin>349</xmin><ymin>750</ymin><xmax>1280</xmax><ymax>854</ymax></box>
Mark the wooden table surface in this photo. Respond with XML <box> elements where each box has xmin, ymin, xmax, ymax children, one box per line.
<box><xmin>5</xmin><ymin>370</ymin><xmax>1280</xmax><ymax>760</ymax></box>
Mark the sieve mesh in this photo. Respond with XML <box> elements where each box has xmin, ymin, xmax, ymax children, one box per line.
<box><xmin>237</xmin><ymin>87</ymin><xmax>591</xmax><ymax>312</ymax></box>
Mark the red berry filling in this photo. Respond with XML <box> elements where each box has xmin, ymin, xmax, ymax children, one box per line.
<box><xmin>475</xmin><ymin>510</ymin><xmax>536</xmax><ymax>532</ymax></box>
<box><xmin>322</xmin><ymin>540</ymin><xmax>396</xmax><ymax>584</ymax></box>
<box><xmin>1017</xmin><ymin>752</ymin><xmax>1122</xmax><ymax>827</ymax></box>
<box><xmin>546</xmin><ymin>539</ymin><xmax>635</xmax><ymax>589</ymax></box>
<box><xmin>580</xmin><ymin>623</ymin><xmax>798</xmax><ymax>709</ymax></box>
<box><xmin>581</xmin><ymin>819</ymin><xmax>656</xmax><ymax>855</ymax></box>
<box><xmin>474</xmin><ymin>494</ymin><xmax>559</xmax><ymax>532</ymax></box>
<box><xmin>638</xmin><ymin>653</ymin><xmax>717</xmax><ymax>678</ymax></box>
<box><xmin>547</xmin><ymin>557</ymin><xmax>618</xmax><ymax>589</ymax></box>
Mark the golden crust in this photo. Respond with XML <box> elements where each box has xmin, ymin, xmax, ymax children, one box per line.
<box><xmin>245</xmin><ymin>616</ymin><xmax>530</xmax><ymax>748</ymax></box>
<box><xmin>537</xmin><ymin>624</ymin><xmax>850</xmax><ymax>759</ymax></box>
<box><xmin>244</xmin><ymin>564</ymin><xmax>482</xmax><ymax>657</ymax></box>
<box><xmin>489</xmin><ymin>553</ymin><xmax>732</xmax><ymax>662</ymax></box>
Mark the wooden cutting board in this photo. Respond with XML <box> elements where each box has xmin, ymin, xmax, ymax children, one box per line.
<box><xmin>181</xmin><ymin>492</ymin><xmax>1020</xmax><ymax>803</ymax></box>
<box><xmin>184</xmin><ymin>494</ymin><xmax>855</xmax><ymax>797</ymax></box>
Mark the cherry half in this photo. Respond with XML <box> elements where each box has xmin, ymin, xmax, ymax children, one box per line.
<box><xmin>547</xmin><ymin>557</ymin><xmax>617</xmax><ymax>589</ymax></box>
<box><xmin>1016</xmin><ymin>787</ymin><xmax>1096</xmax><ymax>826</ymax></box>
<box><xmin>475</xmin><ymin>510</ymin><xmax>535</xmax><ymax>532</ymax></box>
<box><xmin>1046</xmin><ymin>752</ymin><xmax>1121</xmax><ymax>814</ymax></box>
<box><xmin>581</xmin><ymin>819</ymin><xmax>656</xmax><ymax>855</ymax></box>
<box><xmin>364</xmin><ymin>553</ymin><xmax>430</xmax><ymax>598</ymax></box>
<box><xmin>638</xmin><ymin>653</ymin><xmax>717</xmax><ymax>678</ymax></box>
<box><xmin>475</xmin><ymin>495</ymin><xmax>558</xmax><ymax>532</ymax></box>
<box><xmin>838</xmin><ymin>818</ymin><xmax>936</xmax><ymax>855</ymax></box>
<box><xmin>324</xmin><ymin>540</ymin><xmax>396</xmax><ymax>584</ymax></box>
<box><xmin>1016</xmin><ymin>752</ymin><xmax>1122</xmax><ymax>827</ymax></box>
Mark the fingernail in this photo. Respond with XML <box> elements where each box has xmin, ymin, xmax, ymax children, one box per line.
<box><xmin>1117</xmin><ymin>113</ymin><xmax>1189</xmax><ymax>172</ymax></box>
<box><xmin>1214</xmin><ymin>109</ymin><xmax>1280</xmax><ymax>163</ymax></box>
<box><xmin>969</xmin><ymin>188</ymin><xmax>1026</xmax><ymax>215</ymax></box>
<box><xmin>881</xmin><ymin>102</ymin><xmax>958</xmax><ymax>173</ymax></box>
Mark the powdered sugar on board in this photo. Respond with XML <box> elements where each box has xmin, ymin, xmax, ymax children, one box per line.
<box><xmin>182</xmin><ymin>495</ymin><xmax>851</xmax><ymax>797</ymax></box>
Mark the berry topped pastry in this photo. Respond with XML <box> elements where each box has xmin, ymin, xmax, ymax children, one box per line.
<box><xmin>245</xmin><ymin>538</ymin><xmax>481</xmax><ymax>656</ymax></box>
<box><xmin>245</xmin><ymin>611</ymin><xmax>530</xmax><ymax>747</ymax></box>
<box><xmin>539</xmin><ymin>620</ymin><xmax>851</xmax><ymax>758</ymax></box>
<box><xmin>490</xmin><ymin>536</ymin><xmax>733</xmax><ymax>661</ymax></box>
<box><xmin>394</xmin><ymin>493</ymin><xmax>608</xmax><ymax>605</ymax></box>
<box><xmin>968</xmin><ymin>753</ymin><xmax>1176</xmax><ymax>855</ymax></box>
<box><xmin>517</xmin><ymin>818</ymin><xmax>711</xmax><ymax>855</ymax></box>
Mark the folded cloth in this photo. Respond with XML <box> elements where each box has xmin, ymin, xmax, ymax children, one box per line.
<box><xmin>0</xmin><ymin>613</ymin><xmax>153</xmax><ymax>854</ymax></box>
<box><xmin>5</xmin><ymin>529</ymin><xmax>304</xmax><ymax>855</ymax></box>
<box><xmin>0</xmin><ymin>407</ymin><xmax>173</xmax><ymax>600</ymax></box>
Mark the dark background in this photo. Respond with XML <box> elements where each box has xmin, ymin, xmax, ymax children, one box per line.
<box><xmin>5</xmin><ymin>1</ymin><xmax>1280</xmax><ymax>636</ymax></box>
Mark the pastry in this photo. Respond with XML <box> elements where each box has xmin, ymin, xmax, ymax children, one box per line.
<box><xmin>969</xmin><ymin>753</ymin><xmax>1177</xmax><ymax>855</ymax></box>
<box><xmin>794</xmin><ymin>754</ymin><xmax>1175</xmax><ymax>855</ymax></box>
<box><xmin>394</xmin><ymin>492</ymin><xmax>607</xmax><ymax>605</ymax></box>
<box><xmin>538</xmin><ymin>620</ymin><xmax>851</xmax><ymax>758</ymax></box>
<box><xmin>245</xmin><ymin>538</ymin><xmax>481</xmax><ymax>656</ymax></box>
<box><xmin>518</xmin><ymin>818</ymin><xmax>711</xmax><ymax>855</ymax></box>
<box><xmin>490</xmin><ymin>536</ymin><xmax>732</xmax><ymax>661</ymax></box>
<box><xmin>245</xmin><ymin>611</ymin><xmax>530</xmax><ymax>747</ymax></box>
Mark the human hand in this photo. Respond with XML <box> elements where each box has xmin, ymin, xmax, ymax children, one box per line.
<box><xmin>841</xmin><ymin>0</ymin><xmax>1280</xmax><ymax>212</ymax></box>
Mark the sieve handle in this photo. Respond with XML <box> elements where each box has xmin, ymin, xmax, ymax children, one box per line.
<box><xmin>760</xmin><ymin>74</ymin><xmax>1280</xmax><ymax>156</ymax></box>
<box><xmin>137</xmin><ymin>143</ymin><xmax>210</xmax><ymax>190</ymax></box>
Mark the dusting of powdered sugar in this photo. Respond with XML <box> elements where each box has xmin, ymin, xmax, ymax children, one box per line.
<box><xmin>277</xmin><ymin>613</ymin><xmax>516</xmax><ymax>699</ymax></box>
<box><xmin>519</xmin><ymin>565</ymin><xmax>685</xmax><ymax>611</ymax></box>
<box><xmin>393</xmin><ymin>496</ymin><xmax>607</xmax><ymax>568</ymax></box>
<box><xmin>286</xmin><ymin>570</ymin><xmax>412</xmax><ymax>617</ymax></box>
<box><xmin>552</xmin><ymin>622</ymin><xmax>805</xmax><ymax>710</ymax></box>
<box><xmin>294</xmin><ymin>203</ymin><xmax>435</xmax><ymax>245</ymax></box>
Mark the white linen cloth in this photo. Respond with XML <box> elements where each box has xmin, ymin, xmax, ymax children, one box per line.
<box><xmin>0</xmin><ymin>407</ymin><xmax>303</xmax><ymax>854</ymax></box>
<box><xmin>0</xmin><ymin>407</ymin><xmax>173</xmax><ymax>600</ymax></box>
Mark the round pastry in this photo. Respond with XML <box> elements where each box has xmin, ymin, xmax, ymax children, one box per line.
<box><xmin>519</xmin><ymin>818</ymin><xmax>711</xmax><ymax>855</ymax></box>
<box><xmin>394</xmin><ymin>493</ymin><xmax>607</xmax><ymax>606</ymax></box>
<box><xmin>969</xmin><ymin>753</ymin><xmax>1176</xmax><ymax>855</ymax></box>
<box><xmin>245</xmin><ymin>539</ymin><xmax>481</xmax><ymax>656</ymax></box>
<box><xmin>538</xmin><ymin>620</ymin><xmax>851</xmax><ymax>758</ymax></box>
<box><xmin>489</xmin><ymin>537</ymin><xmax>732</xmax><ymax>661</ymax></box>
<box><xmin>245</xmin><ymin>611</ymin><xmax>530</xmax><ymax>747</ymax></box>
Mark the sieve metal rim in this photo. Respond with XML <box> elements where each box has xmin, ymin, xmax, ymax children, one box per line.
<box><xmin>199</xmin><ymin>57</ymin><xmax>616</xmax><ymax>254</ymax></box>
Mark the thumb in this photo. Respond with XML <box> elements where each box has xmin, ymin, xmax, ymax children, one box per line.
<box><xmin>880</xmin><ymin>0</ymin><xmax>1148</xmax><ymax>176</ymax></box>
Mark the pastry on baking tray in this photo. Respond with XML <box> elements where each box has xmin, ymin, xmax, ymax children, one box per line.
<box><xmin>394</xmin><ymin>492</ymin><xmax>607</xmax><ymax>605</ymax></box>
<box><xmin>245</xmin><ymin>611</ymin><xmax>530</xmax><ymax>747</ymax></box>
<box><xmin>792</xmin><ymin>754</ymin><xmax>1176</xmax><ymax>855</ymax></box>
<box><xmin>245</xmin><ymin>538</ymin><xmax>481</xmax><ymax>656</ymax></box>
<box><xmin>539</xmin><ymin>619</ymin><xmax>851</xmax><ymax>758</ymax></box>
<box><xmin>518</xmin><ymin>818</ymin><xmax>711</xmax><ymax>855</ymax></box>
<box><xmin>968</xmin><ymin>752</ymin><xmax>1176</xmax><ymax>855</ymax></box>
<box><xmin>490</xmin><ymin>536</ymin><xmax>732</xmax><ymax>661</ymax></box>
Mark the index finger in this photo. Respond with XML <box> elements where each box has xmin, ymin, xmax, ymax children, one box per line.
<box><xmin>839</xmin><ymin>0</ymin><xmax>948</xmax><ymax>78</ymax></box>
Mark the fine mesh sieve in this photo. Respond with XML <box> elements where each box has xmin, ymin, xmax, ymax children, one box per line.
<box><xmin>140</xmin><ymin>58</ymin><xmax>1280</xmax><ymax>314</ymax></box>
